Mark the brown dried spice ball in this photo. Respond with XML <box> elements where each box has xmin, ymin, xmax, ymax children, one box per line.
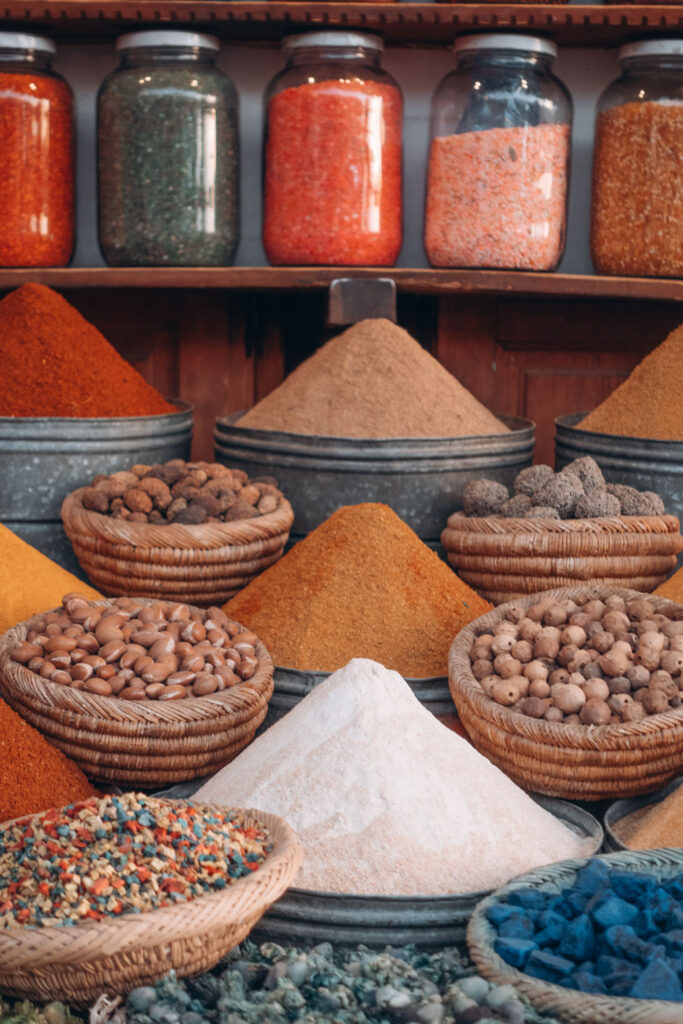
<box><xmin>536</xmin><ymin>472</ymin><xmax>584</xmax><ymax>518</ymax></box>
<box><xmin>124</xmin><ymin>488</ymin><xmax>153</xmax><ymax>514</ymax></box>
<box><xmin>463</xmin><ymin>479</ymin><xmax>509</xmax><ymax>517</ymax></box>
<box><xmin>82</xmin><ymin>487</ymin><xmax>110</xmax><ymax>514</ymax></box>
<box><xmin>560</xmin><ymin>456</ymin><xmax>605</xmax><ymax>493</ymax></box>
<box><xmin>523</xmin><ymin>505</ymin><xmax>561</xmax><ymax>520</ymax></box>
<box><xmin>513</xmin><ymin>464</ymin><xmax>554</xmax><ymax>499</ymax></box>
<box><xmin>574</xmin><ymin>488</ymin><xmax>621</xmax><ymax>519</ymax></box>
<box><xmin>173</xmin><ymin>501</ymin><xmax>208</xmax><ymax>525</ymax></box>
<box><xmin>500</xmin><ymin>494</ymin><xmax>533</xmax><ymax>517</ymax></box>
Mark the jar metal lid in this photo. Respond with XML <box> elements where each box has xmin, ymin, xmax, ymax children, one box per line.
<box><xmin>0</xmin><ymin>32</ymin><xmax>56</xmax><ymax>55</ymax></box>
<box><xmin>116</xmin><ymin>30</ymin><xmax>220</xmax><ymax>52</ymax></box>
<box><xmin>619</xmin><ymin>39</ymin><xmax>683</xmax><ymax>61</ymax></box>
<box><xmin>283</xmin><ymin>31</ymin><xmax>383</xmax><ymax>53</ymax></box>
<box><xmin>454</xmin><ymin>33</ymin><xmax>558</xmax><ymax>58</ymax></box>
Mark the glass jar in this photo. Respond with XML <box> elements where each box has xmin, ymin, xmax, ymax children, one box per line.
<box><xmin>425</xmin><ymin>34</ymin><xmax>572</xmax><ymax>271</ymax></box>
<box><xmin>98</xmin><ymin>30</ymin><xmax>239</xmax><ymax>267</ymax></box>
<box><xmin>0</xmin><ymin>33</ymin><xmax>74</xmax><ymax>267</ymax></box>
<box><xmin>591</xmin><ymin>40</ymin><xmax>683</xmax><ymax>278</ymax></box>
<box><xmin>263</xmin><ymin>31</ymin><xmax>403</xmax><ymax>266</ymax></box>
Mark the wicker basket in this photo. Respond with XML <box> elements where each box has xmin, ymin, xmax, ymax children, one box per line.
<box><xmin>0</xmin><ymin>804</ymin><xmax>303</xmax><ymax>1006</ymax></box>
<box><xmin>468</xmin><ymin>847</ymin><xmax>683</xmax><ymax>1024</ymax></box>
<box><xmin>61</xmin><ymin>487</ymin><xmax>294</xmax><ymax>606</ymax></box>
<box><xmin>0</xmin><ymin>601</ymin><xmax>274</xmax><ymax>787</ymax></box>
<box><xmin>448</xmin><ymin>585</ymin><xmax>683</xmax><ymax>801</ymax></box>
<box><xmin>441</xmin><ymin>512</ymin><xmax>683</xmax><ymax>604</ymax></box>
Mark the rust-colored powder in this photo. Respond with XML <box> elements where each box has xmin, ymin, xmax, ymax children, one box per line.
<box><xmin>0</xmin><ymin>697</ymin><xmax>96</xmax><ymax>823</ymax></box>
<box><xmin>623</xmin><ymin>785</ymin><xmax>683</xmax><ymax>850</ymax></box>
<box><xmin>578</xmin><ymin>323</ymin><xmax>683</xmax><ymax>440</ymax></box>
<box><xmin>654</xmin><ymin>569</ymin><xmax>683</xmax><ymax>604</ymax></box>
<box><xmin>0</xmin><ymin>283</ymin><xmax>175</xmax><ymax>418</ymax></box>
<box><xmin>224</xmin><ymin>502</ymin><xmax>492</xmax><ymax>676</ymax></box>
<box><xmin>235</xmin><ymin>318</ymin><xmax>508</xmax><ymax>438</ymax></box>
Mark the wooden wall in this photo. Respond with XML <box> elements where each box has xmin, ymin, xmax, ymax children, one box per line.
<box><xmin>17</xmin><ymin>288</ymin><xmax>683</xmax><ymax>465</ymax></box>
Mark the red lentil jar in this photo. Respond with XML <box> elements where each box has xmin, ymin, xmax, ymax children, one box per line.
<box><xmin>263</xmin><ymin>31</ymin><xmax>403</xmax><ymax>266</ymax></box>
<box><xmin>0</xmin><ymin>33</ymin><xmax>74</xmax><ymax>267</ymax></box>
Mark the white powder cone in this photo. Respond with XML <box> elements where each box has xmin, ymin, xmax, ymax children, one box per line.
<box><xmin>196</xmin><ymin>658</ymin><xmax>588</xmax><ymax>896</ymax></box>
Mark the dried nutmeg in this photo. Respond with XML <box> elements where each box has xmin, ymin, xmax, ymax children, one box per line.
<box><xmin>124</xmin><ymin>488</ymin><xmax>153</xmax><ymax>514</ymax></box>
<box><xmin>82</xmin><ymin>487</ymin><xmax>110</xmax><ymax>514</ymax></box>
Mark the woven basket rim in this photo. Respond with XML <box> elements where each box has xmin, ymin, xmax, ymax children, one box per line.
<box><xmin>467</xmin><ymin>846</ymin><xmax>683</xmax><ymax>1022</ymax></box>
<box><xmin>444</xmin><ymin>511</ymin><xmax>682</xmax><ymax>538</ymax></box>
<box><xmin>61</xmin><ymin>488</ymin><xmax>295</xmax><ymax>551</ymax></box>
<box><xmin>448</xmin><ymin>585</ymin><xmax>683</xmax><ymax>750</ymax></box>
<box><xmin>0</xmin><ymin>599</ymin><xmax>273</xmax><ymax>727</ymax></box>
<box><xmin>0</xmin><ymin>802</ymin><xmax>303</xmax><ymax>964</ymax></box>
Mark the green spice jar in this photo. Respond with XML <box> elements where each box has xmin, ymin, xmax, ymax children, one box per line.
<box><xmin>98</xmin><ymin>30</ymin><xmax>239</xmax><ymax>266</ymax></box>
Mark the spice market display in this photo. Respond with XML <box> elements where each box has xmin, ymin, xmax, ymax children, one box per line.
<box><xmin>3</xmin><ymin>9</ymin><xmax>683</xmax><ymax>1023</ymax></box>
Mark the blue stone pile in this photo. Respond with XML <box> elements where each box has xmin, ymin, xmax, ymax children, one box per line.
<box><xmin>490</xmin><ymin>858</ymin><xmax>683</xmax><ymax>1003</ymax></box>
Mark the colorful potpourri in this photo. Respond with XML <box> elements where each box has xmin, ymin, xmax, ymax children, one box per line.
<box><xmin>0</xmin><ymin>794</ymin><xmax>271</xmax><ymax>928</ymax></box>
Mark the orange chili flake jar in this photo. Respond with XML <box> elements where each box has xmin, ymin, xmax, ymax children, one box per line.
<box><xmin>0</xmin><ymin>33</ymin><xmax>74</xmax><ymax>267</ymax></box>
<box><xmin>263</xmin><ymin>32</ymin><xmax>403</xmax><ymax>266</ymax></box>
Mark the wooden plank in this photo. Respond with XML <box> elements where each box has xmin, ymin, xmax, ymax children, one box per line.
<box><xmin>3</xmin><ymin>4</ymin><xmax>683</xmax><ymax>46</ymax></box>
<box><xmin>4</xmin><ymin>266</ymin><xmax>683</xmax><ymax>302</ymax></box>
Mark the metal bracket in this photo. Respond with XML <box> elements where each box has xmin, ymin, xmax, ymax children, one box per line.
<box><xmin>327</xmin><ymin>277</ymin><xmax>397</xmax><ymax>326</ymax></box>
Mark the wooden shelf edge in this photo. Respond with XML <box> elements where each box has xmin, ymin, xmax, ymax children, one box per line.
<box><xmin>3</xmin><ymin>4</ymin><xmax>683</xmax><ymax>44</ymax></box>
<box><xmin>2</xmin><ymin>266</ymin><xmax>683</xmax><ymax>300</ymax></box>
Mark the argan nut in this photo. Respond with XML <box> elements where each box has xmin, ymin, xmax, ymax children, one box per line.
<box><xmin>523</xmin><ymin>660</ymin><xmax>549</xmax><ymax>681</ymax></box>
<box><xmin>626</xmin><ymin>664</ymin><xmax>651</xmax><ymax>688</ymax></box>
<box><xmin>608</xmin><ymin>694</ymin><xmax>633</xmax><ymax>716</ymax></box>
<box><xmin>557</xmin><ymin>644</ymin><xmax>579</xmax><ymax>668</ymax></box>
<box><xmin>592</xmin><ymin>631</ymin><xmax>615</xmax><ymax>654</ymax></box>
<box><xmin>510</xmin><ymin>640</ymin><xmax>533</xmax><ymax>663</ymax></box>
<box><xmin>602</xmin><ymin>610</ymin><xmax>630</xmax><ymax>635</ymax></box>
<box><xmin>491</xmin><ymin>633</ymin><xmax>516</xmax><ymax>656</ymax></box>
<box><xmin>479</xmin><ymin>675</ymin><xmax>500</xmax><ymax>697</ymax></box>
<box><xmin>551</xmin><ymin>683</ymin><xmax>586</xmax><ymax>715</ymax></box>
<box><xmin>83</xmin><ymin>677</ymin><xmax>113</xmax><ymax>697</ymax></box>
<box><xmin>544</xmin><ymin>707</ymin><xmax>565</xmax><ymax>723</ymax></box>
<box><xmin>642</xmin><ymin>689</ymin><xmax>670</xmax><ymax>715</ymax></box>
<box><xmin>529</xmin><ymin>679</ymin><xmax>551</xmax><ymax>699</ymax></box>
<box><xmin>11</xmin><ymin>642</ymin><xmax>43</xmax><ymax>665</ymax></box>
<box><xmin>582</xmin><ymin>678</ymin><xmax>610</xmax><ymax>702</ymax></box>
<box><xmin>560</xmin><ymin>625</ymin><xmax>587</xmax><ymax>648</ymax></box>
<box><xmin>518</xmin><ymin>696</ymin><xmax>549</xmax><ymax>718</ymax></box>
<box><xmin>549</xmin><ymin>668</ymin><xmax>570</xmax><ymax>686</ymax></box>
<box><xmin>661</xmin><ymin>650</ymin><xmax>683</xmax><ymax>676</ymax></box>
<box><xmin>119</xmin><ymin>686</ymin><xmax>148</xmax><ymax>701</ymax></box>
<box><xmin>607</xmin><ymin>676</ymin><xmax>631</xmax><ymax>694</ymax></box>
<box><xmin>583</xmin><ymin>600</ymin><xmax>607</xmax><ymax>620</ymax></box>
<box><xmin>499</xmin><ymin>658</ymin><xmax>523</xmax><ymax>680</ymax></box>
<box><xmin>518</xmin><ymin>618</ymin><xmax>542</xmax><ymax>642</ymax></box>
<box><xmin>621</xmin><ymin>702</ymin><xmax>647</xmax><ymax>722</ymax></box>
<box><xmin>543</xmin><ymin>604</ymin><xmax>568</xmax><ymax>627</ymax></box>
<box><xmin>599</xmin><ymin>649</ymin><xmax>630</xmax><ymax>678</ymax></box>
<box><xmin>579</xmin><ymin>699</ymin><xmax>611</xmax><ymax>725</ymax></box>
<box><xmin>158</xmin><ymin>684</ymin><xmax>188</xmax><ymax>700</ymax></box>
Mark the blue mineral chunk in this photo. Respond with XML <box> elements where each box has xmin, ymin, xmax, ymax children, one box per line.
<box><xmin>573</xmin><ymin>972</ymin><xmax>607</xmax><ymax>995</ymax></box>
<box><xmin>499</xmin><ymin>914</ymin><xmax>536</xmax><ymax>941</ymax></box>
<box><xmin>56</xmin><ymin>825</ymin><xmax>71</xmax><ymax>838</ymax></box>
<box><xmin>508</xmin><ymin>889</ymin><xmax>549</xmax><ymax>912</ymax></box>
<box><xmin>137</xmin><ymin>812</ymin><xmax>156</xmax><ymax>827</ymax></box>
<box><xmin>652</xmin><ymin>887</ymin><xmax>678</xmax><ymax>925</ymax></box>
<box><xmin>558</xmin><ymin>914</ymin><xmax>595</xmax><ymax>963</ymax></box>
<box><xmin>666</xmin><ymin>876</ymin><xmax>683</xmax><ymax>901</ymax></box>
<box><xmin>609</xmin><ymin>871</ymin><xmax>656</xmax><ymax>907</ymax></box>
<box><xmin>486</xmin><ymin>904</ymin><xmax>517</xmax><ymax>927</ymax></box>
<box><xmin>633</xmin><ymin>908</ymin><xmax>658</xmax><ymax>940</ymax></box>
<box><xmin>590</xmin><ymin>894</ymin><xmax>639</xmax><ymax>930</ymax></box>
<box><xmin>525</xmin><ymin>950</ymin><xmax>575</xmax><ymax>983</ymax></box>
<box><xmin>494</xmin><ymin>937</ymin><xmax>537</xmax><ymax>970</ymax></box>
<box><xmin>664</xmin><ymin>931</ymin><xmax>683</xmax><ymax>955</ymax></box>
<box><xmin>575</xmin><ymin>860</ymin><xmax>611</xmax><ymax>897</ymax></box>
<box><xmin>596</xmin><ymin>956</ymin><xmax>640</xmax><ymax>993</ymax></box>
<box><xmin>547</xmin><ymin>897</ymin><xmax>574</xmax><ymax>920</ymax></box>
<box><xmin>537</xmin><ymin>910</ymin><xmax>568</xmax><ymax>941</ymax></box>
<box><xmin>603</xmin><ymin>925</ymin><xmax>666</xmax><ymax>964</ymax></box>
<box><xmin>567</xmin><ymin>891</ymin><xmax>588</xmax><ymax>916</ymax></box>
<box><xmin>630</xmin><ymin>958</ymin><xmax>683</xmax><ymax>1002</ymax></box>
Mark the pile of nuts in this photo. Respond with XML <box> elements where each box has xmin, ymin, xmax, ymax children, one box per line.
<box><xmin>80</xmin><ymin>460</ymin><xmax>284</xmax><ymax>526</ymax></box>
<box><xmin>463</xmin><ymin>457</ymin><xmax>665</xmax><ymax>520</ymax></box>
<box><xmin>468</xmin><ymin>592</ymin><xmax>683</xmax><ymax>726</ymax></box>
<box><xmin>11</xmin><ymin>595</ymin><xmax>260</xmax><ymax>701</ymax></box>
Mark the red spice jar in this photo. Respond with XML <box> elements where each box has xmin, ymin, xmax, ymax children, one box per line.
<box><xmin>263</xmin><ymin>32</ymin><xmax>403</xmax><ymax>267</ymax></box>
<box><xmin>0</xmin><ymin>33</ymin><xmax>74</xmax><ymax>267</ymax></box>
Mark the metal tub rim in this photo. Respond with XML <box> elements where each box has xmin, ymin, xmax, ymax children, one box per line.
<box><xmin>215</xmin><ymin>412</ymin><xmax>535</xmax><ymax>463</ymax></box>
<box><xmin>603</xmin><ymin>774</ymin><xmax>683</xmax><ymax>853</ymax></box>
<box><xmin>0</xmin><ymin>399</ymin><xmax>193</xmax><ymax>438</ymax></box>
<box><xmin>556</xmin><ymin>411</ymin><xmax>683</xmax><ymax>456</ymax></box>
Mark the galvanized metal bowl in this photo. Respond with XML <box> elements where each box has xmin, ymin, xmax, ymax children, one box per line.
<box><xmin>604</xmin><ymin>775</ymin><xmax>683</xmax><ymax>853</ymax></box>
<box><xmin>0</xmin><ymin>400</ymin><xmax>193</xmax><ymax>574</ymax></box>
<box><xmin>214</xmin><ymin>413</ymin><xmax>535</xmax><ymax>545</ymax></box>
<box><xmin>153</xmin><ymin>786</ymin><xmax>601</xmax><ymax>948</ymax></box>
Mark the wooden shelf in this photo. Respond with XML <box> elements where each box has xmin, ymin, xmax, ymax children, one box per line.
<box><xmin>3</xmin><ymin>266</ymin><xmax>683</xmax><ymax>300</ymax></box>
<box><xmin>3</xmin><ymin>3</ymin><xmax>683</xmax><ymax>46</ymax></box>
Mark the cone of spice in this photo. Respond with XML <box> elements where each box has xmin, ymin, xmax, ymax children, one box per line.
<box><xmin>617</xmin><ymin>784</ymin><xmax>683</xmax><ymax>850</ymax></box>
<box><xmin>224</xmin><ymin>502</ymin><xmax>492</xmax><ymax>677</ymax></box>
<box><xmin>0</xmin><ymin>523</ymin><xmax>100</xmax><ymax>636</ymax></box>
<box><xmin>578</xmin><ymin>322</ymin><xmax>683</xmax><ymax>440</ymax></box>
<box><xmin>235</xmin><ymin>318</ymin><xmax>508</xmax><ymax>439</ymax></box>
<box><xmin>0</xmin><ymin>283</ymin><xmax>175</xmax><ymax>418</ymax></box>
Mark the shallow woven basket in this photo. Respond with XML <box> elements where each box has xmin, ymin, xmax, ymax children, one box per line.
<box><xmin>448</xmin><ymin>585</ymin><xmax>683</xmax><ymax>801</ymax></box>
<box><xmin>468</xmin><ymin>847</ymin><xmax>683</xmax><ymax>1024</ymax></box>
<box><xmin>61</xmin><ymin>487</ymin><xmax>294</xmax><ymax>606</ymax></box>
<box><xmin>0</xmin><ymin>804</ymin><xmax>303</xmax><ymax>1006</ymax></box>
<box><xmin>441</xmin><ymin>512</ymin><xmax>683</xmax><ymax>604</ymax></box>
<box><xmin>0</xmin><ymin>600</ymin><xmax>274</xmax><ymax>787</ymax></box>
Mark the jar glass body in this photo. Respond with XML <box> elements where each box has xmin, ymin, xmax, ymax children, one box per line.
<box><xmin>424</xmin><ymin>46</ymin><xmax>572</xmax><ymax>271</ymax></box>
<box><xmin>98</xmin><ymin>45</ymin><xmax>239</xmax><ymax>267</ymax></box>
<box><xmin>263</xmin><ymin>44</ymin><xmax>403</xmax><ymax>266</ymax></box>
<box><xmin>0</xmin><ymin>48</ymin><xmax>74</xmax><ymax>267</ymax></box>
<box><xmin>591</xmin><ymin>54</ymin><xmax>683</xmax><ymax>278</ymax></box>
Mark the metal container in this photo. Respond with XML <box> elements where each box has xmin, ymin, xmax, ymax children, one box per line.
<box><xmin>261</xmin><ymin>667</ymin><xmax>453</xmax><ymax>731</ymax></box>
<box><xmin>253</xmin><ymin>796</ymin><xmax>603</xmax><ymax>948</ymax></box>
<box><xmin>555</xmin><ymin>412</ymin><xmax>683</xmax><ymax>521</ymax></box>
<box><xmin>214</xmin><ymin>414</ymin><xmax>535</xmax><ymax>543</ymax></box>
<box><xmin>603</xmin><ymin>775</ymin><xmax>682</xmax><ymax>853</ymax></box>
<box><xmin>0</xmin><ymin>401</ymin><xmax>193</xmax><ymax>574</ymax></box>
